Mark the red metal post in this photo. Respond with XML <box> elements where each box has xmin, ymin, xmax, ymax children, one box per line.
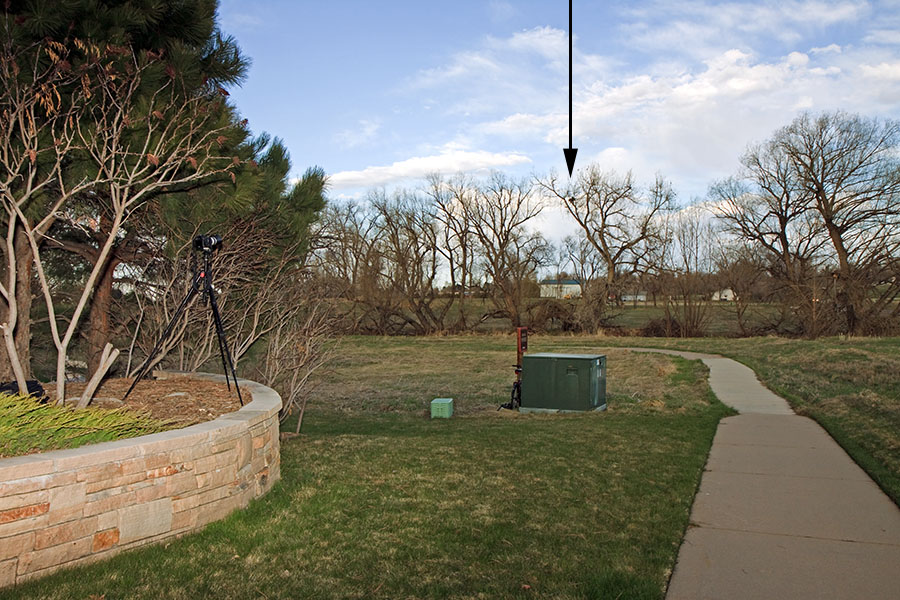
<box><xmin>516</xmin><ymin>327</ymin><xmax>528</xmax><ymax>376</ymax></box>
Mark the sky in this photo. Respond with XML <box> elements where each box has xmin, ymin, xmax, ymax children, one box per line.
<box><xmin>217</xmin><ymin>0</ymin><xmax>900</xmax><ymax>218</ymax></box>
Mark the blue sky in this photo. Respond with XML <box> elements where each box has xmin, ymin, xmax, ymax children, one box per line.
<box><xmin>219</xmin><ymin>0</ymin><xmax>900</xmax><ymax>209</ymax></box>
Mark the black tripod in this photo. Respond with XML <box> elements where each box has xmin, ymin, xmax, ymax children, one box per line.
<box><xmin>124</xmin><ymin>235</ymin><xmax>243</xmax><ymax>405</ymax></box>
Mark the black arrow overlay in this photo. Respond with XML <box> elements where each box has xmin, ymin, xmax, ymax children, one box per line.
<box><xmin>563</xmin><ymin>0</ymin><xmax>577</xmax><ymax>177</ymax></box>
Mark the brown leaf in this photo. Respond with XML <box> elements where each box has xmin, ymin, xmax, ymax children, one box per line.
<box><xmin>152</xmin><ymin>110</ymin><xmax>164</xmax><ymax>120</ymax></box>
<box><xmin>249</xmin><ymin>159</ymin><xmax>258</xmax><ymax>169</ymax></box>
<box><xmin>27</xmin><ymin>149</ymin><xmax>36</xmax><ymax>164</ymax></box>
<box><xmin>146</xmin><ymin>153</ymin><xmax>159</xmax><ymax>167</ymax></box>
<box><xmin>232</xmin><ymin>156</ymin><xmax>241</xmax><ymax>166</ymax></box>
<box><xmin>186</xmin><ymin>156</ymin><xmax>197</xmax><ymax>169</ymax></box>
<box><xmin>229</xmin><ymin>171</ymin><xmax>236</xmax><ymax>184</ymax></box>
<box><xmin>216</xmin><ymin>135</ymin><xmax>227</xmax><ymax>147</ymax></box>
<box><xmin>217</xmin><ymin>86</ymin><xmax>230</xmax><ymax>97</ymax></box>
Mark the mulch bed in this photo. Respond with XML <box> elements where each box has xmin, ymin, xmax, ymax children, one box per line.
<box><xmin>45</xmin><ymin>376</ymin><xmax>247</xmax><ymax>427</ymax></box>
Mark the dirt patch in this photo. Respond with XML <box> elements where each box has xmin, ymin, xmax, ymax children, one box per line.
<box><xmin>45</xmin><ymin>376</ymin><xmax>247</xmax><ymax>427</ymax></box>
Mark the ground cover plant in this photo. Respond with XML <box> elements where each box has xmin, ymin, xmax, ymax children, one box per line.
<box><xmin>3</xmin><ymin>336</ymin><xmax>731</xmax><ymax>599</ymax></box>
<box><xmin>0</xmin><ymin>393</ymin><xmax>173</xmax><ymax>458</ymax></box>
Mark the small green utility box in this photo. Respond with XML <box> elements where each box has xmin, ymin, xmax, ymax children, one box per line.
<box><xmin>521</xmin><ymin>353</ymin><xmax>606</xmax><ymax>413</ymax></box>
<box><xmin>431</xmin><ymin>398</ymin><xmax>453</xmax><ymax>418</ymax></box>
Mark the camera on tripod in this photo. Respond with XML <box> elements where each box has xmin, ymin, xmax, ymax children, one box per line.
<box><xmin>125</xmin><ymin>233</ymin><xmax>243</xmax><ymax>405</ymax></box>
<box><xmin>193</xmin><ymin>234</ymin><xmax>222</xmax><ymax>253</ymax></box>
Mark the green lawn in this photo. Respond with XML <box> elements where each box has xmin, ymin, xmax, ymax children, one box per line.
<box><xmin>4</xmin><ymin>337</ymin><xmax>730</xmax><ymax>600</ymax></box>
<box><xmin>549</xmin><ymin>335</ymin><xmax>900</xmax><ymax>506</ymax></box>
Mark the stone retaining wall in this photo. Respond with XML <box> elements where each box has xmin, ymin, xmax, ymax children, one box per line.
<box><xmin>0</xmin><ymin>374</ymin><xmax>281</xmax><ymax>588</ymax></box>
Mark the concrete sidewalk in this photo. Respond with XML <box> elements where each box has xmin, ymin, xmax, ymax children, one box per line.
<box><xmin>627</xmin><ymin>349</ymin><xmax>900</xmax><ymax>600</ymax></box>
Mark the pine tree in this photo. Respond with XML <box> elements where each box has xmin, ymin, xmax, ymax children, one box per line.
<box><xmin>1</xmin><ymin>1</ymin><xmax>325</xmax><ymax>388</ymax></box>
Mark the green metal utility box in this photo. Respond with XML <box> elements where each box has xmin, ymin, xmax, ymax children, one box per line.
<box><xmin>520</xmin><ymin>353</ymin><xmax>606</xmax><ymax>413</ymax></box>
<box><xmin>431</xmin><ymin>397</ymin><xmax>453</xmax><ymax>418</ymax></box>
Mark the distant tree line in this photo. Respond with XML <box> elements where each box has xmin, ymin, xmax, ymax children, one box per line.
<box><xmin>311</xmin><ymin>111</ymin><xmax>900</xmax><ymax>339</ymax></box>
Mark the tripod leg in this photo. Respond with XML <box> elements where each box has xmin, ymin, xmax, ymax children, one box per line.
<box><xmin>124</xmin><ymin>283</ymin><xmax>198</xmax><ymax>400</ymax></box>
<box><xmin>212</xmin><ymin>309</ymin><xmax>232</xmax><ymax>392</ymax></box>
<box><xmin>207</xmin><ymin>286</ymin><xmax>244</xmax><ymax>406</ymax></box>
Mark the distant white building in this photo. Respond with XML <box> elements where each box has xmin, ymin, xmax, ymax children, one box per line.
<box><xmin>712</xmin><ymin>288</ymin><xmax>736</xmax><ymax>301</ymax></box>
<box><xmin>622</xmin><ymin>292</ymin><xmax>648</xmax><ymax>303</ymax></box>
<box><xmin>540</xmin><ymin>279</ymin><xmax>582</xmax><ymax>299</ymax></box>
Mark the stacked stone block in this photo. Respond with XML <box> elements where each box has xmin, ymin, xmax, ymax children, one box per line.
<box><xmin>0</xmin><ymin>376</ymin><xmax>281</xmax><ymax>588</ymax></box>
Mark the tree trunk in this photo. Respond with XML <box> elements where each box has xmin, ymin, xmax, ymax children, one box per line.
<box><xmin>821</xmin><ymin>219</ymin><xmax>860</xmax><ymax>334</ymax></box>
<box><xmin>0</xmin><ymin>228</ymin><xmax>33</xmax><ymax>382</ymax></box>
<box><xmin>86</xmin><ymin>255</ymin><xmax>118</xmax><ymax>377</ymax></box>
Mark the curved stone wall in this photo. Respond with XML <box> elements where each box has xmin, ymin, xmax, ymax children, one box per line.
<box><xmin>0</xmin><ymin>374</ymin><xmax>281</xmax><ymax>588</ymax></box>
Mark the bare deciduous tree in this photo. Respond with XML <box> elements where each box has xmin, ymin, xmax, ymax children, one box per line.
<box><xmin>658</xmin><ymin>205</ymin><xmax>716</xmax><ymax>337</ymax></box>
<box><xmin>426</xmin><ymin>173</ymin><xmax>478</xmax><ymax>331</ymax></box>
<box><xmin>371</xmin><ymin>189</ymin><xmax>449</xmax><ymax>334</ymax></box>
<box><xmin>1</xmin><ymin>39</ymin><xmax>96</xmax><ymax>389</ymax></box>
<box><xmin>313</xmin><ymin>200</ymin><xmax>408</xmax><ymax>334</ymax></box>
<box><xmin>712</xmin><ymin>111</ymin><xmax>900</xmax><ymax>336</ymax></box>
<box><xmin>538</xmin><ymin>166</ymin><xmax>673</xmax><ymax>313</ymax></box>
<box><xmin>562</xmin><ymin>234</ymin><xmax>611</xmax><ymax>331</ymax></box>
<box><xmin>468</xmin><ymin>173</ymin><xmax>546</xmax><ymax>327</ymax></box>
<box><xmin>256</xmin><ymin>295</ymin><xmax>334</xmax><ymax>435</ymax></box>
<box><xmin>713</xmin><ymin>242</ymin><xmax>767</xmax><ymax>336</ymax></box>
<box><xmin>778</xmin><ymin>112</ymin><xmax>900</xmax><ymax>334</ymax></box>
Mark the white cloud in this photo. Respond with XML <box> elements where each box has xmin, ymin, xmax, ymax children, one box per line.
<box><xmin>786</xmin><ymin>52</ymin><xmax>810</xmax><ymax>67</ymax></box>
<box><xmin>480</xmin><ymin>112</ymin><xmax>564</xmax><ymax>138</ymax></box>
<box><xmin>408</xmin><ymin>51</ymin><xmax>501</xmax><ymax>89</ymax></box>
<box><xmin>561</xmin><ymin>45</ymin><xmax>898</xmax><ymax>194</ymax></box>
<box><xmin>335</xmin><ymin>119</ymin><xmax>382</xmax><ymax>149</ymax></box>
<box><xmin>621</xmin><ymin>1</ymin><xmax>868</xmax><ymax>57</ymax></box>
<box><xmin>503</xmin><ymin>27</ymin><xmax>568</xmax><ymax>61</ymax></box>
<box><xmin>589</xmin><ymin>147</ymin><xmax>648</xmax><ymax>174</ymax></box>
<box><xmin>403</xmin><ymin>26</ymin><xmax>591</xmax><ymax>117</ymax></box>
<box><xmin>811</xmin><ymin>43</ymin><xmax>843</xmax><ymax>54</ymax></box>
<box><xmin>794</xmin><ymin>1</ymin><xmax>868</xmax><ymax>25</ymax></box>
<box><xmin>860</xmin><ymin>61</ymin><xmax>900</xmax><ymax>80</ymax></box>
<box><xmin>865</xmin><ymin>29</ymin><xmax>900</xmax><ymax>45</ymax></box>
<box><xmin>460</xmin><ymin>31</ymin><xmax>900</xmax><ymax>201</ymax></box>
<box><xmin>329</xmin><ymin>148</ymin><xmax>532</xmax><ymax>190</ymax></box>
<box><xmin>795</xmin><ymin>95</ymin><xmax>815</xmax><ymax>109</ymax></box>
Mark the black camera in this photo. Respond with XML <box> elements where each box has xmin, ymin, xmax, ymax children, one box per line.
<box><xmin>193</xmin><ymin>234</ymin><xmax>222</xmax><ymax>252</ymax></box>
